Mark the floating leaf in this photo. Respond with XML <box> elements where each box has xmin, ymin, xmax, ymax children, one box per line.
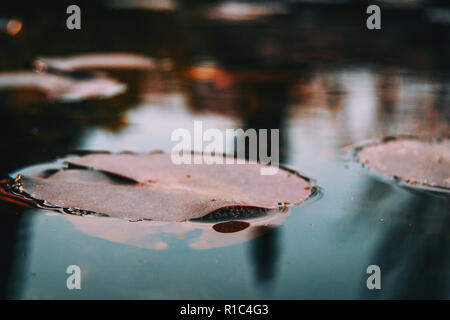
<box><xmin>357</xmin><ymin>137</ymin><xmax>450</xmax><ymax>190</ymax></box>
<box><xmin>0</xmin><ymin>72</ymin><xmax>126</xmax><ymax>102</ymax></box>
<box><xmin>13</xmin><ymin>152</ymin><xmax>312</xmax><ymax>222</ymax></box>
<box><xmin>34</xmin><ymin>53</ymin><xmax>166</xmax><ymax>73</ymax></box>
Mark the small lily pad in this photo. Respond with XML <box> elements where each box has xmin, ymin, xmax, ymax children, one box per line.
<box><xmin>356</xmin><ymin>137</ymin><xmax>450</xmax><ymax>191</ymax></box>
<box><xmin>34</xmin><ymin>53</ymin><xmax>162</xmax><ymax>72</ymax></box>
<box><xmin>0</xmin><ymin>72</ymin><xmax>126</xmax><ymax>102</ymax></box>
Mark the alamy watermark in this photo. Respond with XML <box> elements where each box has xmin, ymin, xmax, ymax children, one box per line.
<box><xmin>366</xmin><ymin>265</ymin><xmax>381</xmax><ymax>290</ymax></box>
<box><xmin>66</xmin><ymin>265</ymin><xmax>81</xmax><ymax>290</ymax></box>
<box><xmin>66</xmin><ymin>5</ymin><xmax>81</xmax><ymax>30</ymax></box>
<box><xmin>170</xmin><ymin>121</ymin><xmax>279</xmax><ymax>175</ymax></box>
<box><xmin>366</xmin><ymin>5</ymin><xmax>381</xmax><ymax>30</ymax></box>
<box><xmin>65</xmin><ymin>5</ymin><xmax>380</xmax><ymax>31</ymax></box>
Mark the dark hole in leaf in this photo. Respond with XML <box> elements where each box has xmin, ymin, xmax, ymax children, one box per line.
<box><xmin>212</xmin><ymin>221</ymin><xmax>250</xmax><ymax>233</ymax></box>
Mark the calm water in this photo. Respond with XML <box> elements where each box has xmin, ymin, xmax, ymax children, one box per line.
<box><xmin>0</xmin><ymin>1</ymin><xmax>449</xmax><ymax>299</ymax></box>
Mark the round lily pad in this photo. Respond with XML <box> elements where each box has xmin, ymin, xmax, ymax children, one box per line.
<box><xmin>356</xmin><ymin>137</ymin><xmax>450</xmax><ymax>191</ymax></box>
<box><xmin>7</xmin><ymin>152</ymin><xmax>313</xmax><ymax>222</ymax></box>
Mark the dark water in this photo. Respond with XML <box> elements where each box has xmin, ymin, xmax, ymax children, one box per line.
<box><xmin>0</xmin><ymin>1</ymin><xmax>449</xmax><ymax>299</ymax></box>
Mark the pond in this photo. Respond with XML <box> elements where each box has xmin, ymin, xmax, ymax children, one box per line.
<box><xmin>0</xmin><ymin>1</ymin><xmax>449</xmax><ymax>299</ymax></box>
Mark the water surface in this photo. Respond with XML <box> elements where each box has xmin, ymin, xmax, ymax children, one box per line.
<box><xmin>0</xmin><ymin>1</ymin><xmax>449</xmax><ymax>299</ymax></box>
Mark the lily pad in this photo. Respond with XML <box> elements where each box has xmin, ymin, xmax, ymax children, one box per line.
<box><xmin>34</xmin><ymin>53</ymin><xmax>163</xmax><ymax>73</ymax></box>
<box><xmin>11</xmin><ymin>152</ymin><xmax>312</xmax><ymax>222</ymax></box>
<box><xmin>0</xmin><ymin>72</ymin><xmax>126</xmax><ymax>102</ymax></box>
<box><xmin>356</xmin><ymin>137</ymin><xmax>450</xmax><ymax>191</ymax></box>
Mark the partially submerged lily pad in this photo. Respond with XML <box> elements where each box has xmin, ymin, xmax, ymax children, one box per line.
<box><xmin>8</xmin><ymin>152</ymin><xmax>313</xmax><ymax>222</ymax></box>
<box><xmin>356</xmin><ymin>137</ymin><xmax>450</xmax><ymax>191</ymax></box>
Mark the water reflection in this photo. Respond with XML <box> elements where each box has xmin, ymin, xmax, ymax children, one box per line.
<box><xmin>62</xmin><ymin>208</ymin><xmax>289</xmax><ymax>251</ymax></box>
<box><xmin>249</xmin><ymin>226</ymin><xmax>280</xmax><ymax>286</ymax></box>
<box><xmin>232</xmin><ymin>78</ymin><xmax>293</xmax><ymax>286</ymax></box>
<box><xmin>356</xmin><ymin>181</ymin><xmax>450</xmax><ymax>299</ymax></box>
<box><xmin>0</xmin><ymin>204</ymin><xmax>27</xmax><ymax>299</ymax></box>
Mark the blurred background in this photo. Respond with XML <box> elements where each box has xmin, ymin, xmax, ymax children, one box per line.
<box><xmin>0</xmin><ymin>0</ymin><xmax>449</xmax><ymax>299</ymax></box>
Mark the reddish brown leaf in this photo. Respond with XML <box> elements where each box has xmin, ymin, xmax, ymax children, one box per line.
<box><xmin>18</xmin><ymin>153</ymin><xmax>312</xmax><ymax>222</ymax></box>
<box><xmin>357</xmin><ymin>138</ymin><xmax>450</xmax><ymax>189</ymax></box>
